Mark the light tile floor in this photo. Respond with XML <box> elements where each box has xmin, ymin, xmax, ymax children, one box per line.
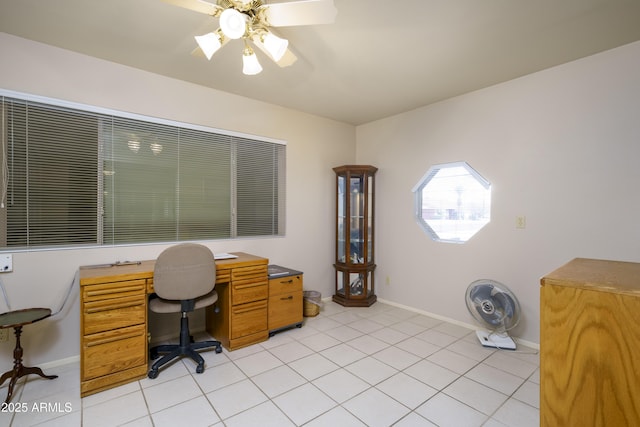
<box><xmin>1</xmin><ymin>301</ymin><xmax>539</xmax><ymax>427</ymax></box>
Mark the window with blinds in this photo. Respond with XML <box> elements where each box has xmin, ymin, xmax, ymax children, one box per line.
<box><xmin>0</xmin><ymin>94</ymin><xmax>286</xmax><ymax>250</ymax></box>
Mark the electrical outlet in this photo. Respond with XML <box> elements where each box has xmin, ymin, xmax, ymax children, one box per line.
<box><xmin>516</xmin><ymin>216</ymin><xmax>526</xmax><ymax>229</ymax></box>
<box><xmin>385</xmin><ymin>276</ymin><xmax>391</xmax><ymax>286</ymax></box>
<box><xmin>0</xmin><ymin>254</ymin><xmax>12</xmax><ymax>273</ymax></box>
<box><xmin>0</xmin><ymin>328</ymin><xmax>9</xmax><ymax>343</ymax></box>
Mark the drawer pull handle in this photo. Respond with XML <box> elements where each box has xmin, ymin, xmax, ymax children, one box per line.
<box><xmin>86</xmin><ymin>285</ymin><xmax>145</xmax><ymax>297</ymax></box>
<box><xmin>235</xmin><ymin>282</ymin><xmax>266</xmax><ymax>290</ymax></box>
<box><xmin>86</xmin><ymin>331</ymin><xmax>143</xmax><ymax>347</ymax></box>
<box><xmin>233</xmin><ymin>303</ymin><xmax>267</xmax><ymax>314</ymax></box>
<box><xmin>86</xmin><ymin>301</ymin><xmax>144</xmax><ymax>314</ymax></box>
<box><xmin>234</xmin><ymin>267</ymin><xmax>266</xmax><ymax>275</ymax></box>
<box><xmin>280</xmin><ymin>279</ymin><xmax>294</xmax><ymax>284</ymax></box>
<box><xmin>280</xmin><ymin>296</ymin><xmax>293</xmax><ymax>301</ymax></box>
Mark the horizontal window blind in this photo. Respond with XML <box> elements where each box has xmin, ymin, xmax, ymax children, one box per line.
<box><xmin>176</xmin><ymin>127</ymin><xmax>232</xmax><ymax>241</ymax></box>
<box><xmin>1</xmin><ymin>99</ymin><xmax>98</xmax><ymax>248</ymax></box>
<box><xmin>0</xmin><ymin>93</ymin><xmax>285</xmax><ymax>250</ymax></box>
<box><xmin>236</xmin><ymin>137</ymin><xmax>286</xmax><ymax>237</ymax></box>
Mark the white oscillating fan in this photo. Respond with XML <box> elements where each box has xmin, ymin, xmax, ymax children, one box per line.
<box><xmin>465</xmin><ymin>279</ymin><xmax>521</xmax><ymax>350</ymax></box>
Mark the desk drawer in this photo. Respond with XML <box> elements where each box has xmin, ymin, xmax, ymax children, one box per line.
<box><xmin>269</xmin><ymin>290</ymin><xmax>303</xmax><ymax>330</ymax></box>
<box><xmin>216</xmin><ymin>268</ymin><xmax>231</xmax><ymax>284</ymax></box>
<box><xmin>83</xmin><ymin>295</ymin><xmax>146</xmax><ymax>335</ymax></box>
<box><xmin>82</xmin><ymin>324</ymin><xmax>147</xmax><ymax>380</ymax></box>
<box><xmin>232</xmin><ymin>265</ymin><xmax>268</xmax><ymax>281</ymax></box>
<box><xmin>269</xmin><ymin>275</ymin><xmax>303</xmax><ymax>296</ymax></box>
<box><xmin>231</xmin><ymin>300</ymin><xmax>267</xmax><ymax>339</ymax></box>
<box><xmin>232</xmin><ymin>281</ymin><xmax>268</xmax><ymax>305</ymax></box>
<box><xmin>83</xmin><ymin>279</ymin><xmax>146</xmax><ymax>302</ymax></box>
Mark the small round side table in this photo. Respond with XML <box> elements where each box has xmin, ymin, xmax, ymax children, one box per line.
<box><xmin>0</xmin><ymin>308</ymin><xmax>58</xmax><ymax>403</ymax></box>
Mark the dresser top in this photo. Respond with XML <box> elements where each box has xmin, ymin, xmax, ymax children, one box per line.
<box><xmin>541</xmin><ymin>257</ymin><xmax>640</xmax><ymax>296</ymax></box>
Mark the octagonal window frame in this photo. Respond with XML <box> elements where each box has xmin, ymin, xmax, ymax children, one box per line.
<box><xmin>412</xmin><ymin>161</ymin><xmax>491</xmax><ymax>244</ymax></box>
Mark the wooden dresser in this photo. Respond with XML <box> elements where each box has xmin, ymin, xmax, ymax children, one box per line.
<box><xmin>79</xmin><ymin>252</ymin><xmax>269</xmax><ymax>397</ymax></box>
<box><xmin>540</xmin><ymin>258</ymin><xmax>640</xmax><ymax>427</ymax></box>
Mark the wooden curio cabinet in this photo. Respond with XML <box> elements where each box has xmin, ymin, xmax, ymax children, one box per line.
<box><xmin>333</xmin><ymin>165</ymin><xmax>377</xmax><ymax>307</ymax></box>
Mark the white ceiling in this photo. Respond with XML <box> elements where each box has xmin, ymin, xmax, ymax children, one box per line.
<box><xmin>2</xmin><ymin>0</ymin><xmax>640</xmax><ymax>125</ymax></box>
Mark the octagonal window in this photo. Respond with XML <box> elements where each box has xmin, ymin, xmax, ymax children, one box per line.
<box><xmin>412</xmin><ymin>162</ymin><xmax>491</xmax><ymax>243</ymax></box>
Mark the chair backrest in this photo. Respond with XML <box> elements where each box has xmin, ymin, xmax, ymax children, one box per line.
<box><xmin>153</xmin><ymin>243</ymin><xmax>216</xmax><ymax>301</ymax></box>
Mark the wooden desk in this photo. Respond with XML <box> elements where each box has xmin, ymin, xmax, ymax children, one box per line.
<box><xmin>540</xmin><ymin>258</ymin><xmax>640</xmax><ymax>426</ymax></box>
<box><xmin>79</xmin><ymin>252</ymin><xmax>268</xmax><ymax>397</ymax></box>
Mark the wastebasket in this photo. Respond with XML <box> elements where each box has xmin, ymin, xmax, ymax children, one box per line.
<box><xmin>303</xmin><ymin>291</ymin><xmax>321</xmax><ymax>317</ymax></box>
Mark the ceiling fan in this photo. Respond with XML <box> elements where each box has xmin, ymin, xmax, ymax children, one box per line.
<box><xmin>164</xmin><ymin>0</ymin><xmax>337</xmax><ymax>75</ymax></box>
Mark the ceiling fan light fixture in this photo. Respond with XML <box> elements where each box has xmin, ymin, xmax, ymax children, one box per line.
<box><xmin>242</xmin><ymin>46</ymin><xmax>262</xmax><ymax>75</ymax></box>
<box><xmin>168</xmin><ymin>0</ymin><xmax>337</xmax><ymax>75</ymax></box>
<box><xmin>220</xmin><ymin>8</ymin><xmax>247</xmax><ymax>39</ymax></box>
<box><xmin>194</xmin><ymin>31</ymin><xmax>223</xmax><ymax>60</ymax></box>
<box><xmin>262</xmin><ymin>31</ymin><xmax>288</xmax><ymax>62</ymax></box>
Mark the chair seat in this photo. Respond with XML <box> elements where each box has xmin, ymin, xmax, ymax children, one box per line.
<box><xmin>149</xmin><ymin>290</ymin><xmax>218</xmax><ymax>314</ymax></box>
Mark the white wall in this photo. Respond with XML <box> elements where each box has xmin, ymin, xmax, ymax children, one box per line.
<box><xmin>356</xmin><ymin>40</ymin><xmax>640</xmax><ymax>344</ymax></box>
<box><xmin>2</xmin><ymin>33</ymin><xmax>639</xmax><ymax>365</ymax></box>
<box><xmin>0</xmin><ymin>33</ymin><xmax>355</xmax><ymax>365</ymax></box>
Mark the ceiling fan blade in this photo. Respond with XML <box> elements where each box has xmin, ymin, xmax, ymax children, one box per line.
<box><xmin>192</xmin><ymin>46</ymin><xmax>206</xmax><ymax>58</ymax></box>
<box><xmin>275</xmin><ymin>48</ymin><xmax>298</xmax><ymax>67</ymax></box>
<box><xmin>252</xmin><ymin>33</ymin><xmax>298</xmax><ymax>67</ymax></box>
<box><xmin>162</xmin><ymin>0</ymin><xmax>222</xmax><ymax>16</ymax></box>
<box><xmin>260</xmin><ymin>0</ymin><xmax>337</xmax><ymax>27</ymax></box>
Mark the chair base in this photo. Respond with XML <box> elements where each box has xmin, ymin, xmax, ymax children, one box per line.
<box><xmin>148</xmin><ymin>314</ymin><xmax>222</xmax><ymax>379</ymax></box>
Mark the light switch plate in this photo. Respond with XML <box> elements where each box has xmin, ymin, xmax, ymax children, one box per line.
<box><xmin>0</xmin><ymin>254</ymin><xmax>13</xmax><ymax>273</ymax></box>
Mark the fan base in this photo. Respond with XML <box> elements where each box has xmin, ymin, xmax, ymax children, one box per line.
<box><xmin>476</xmin><ymin>330</ymin><xmax>516</xmax><ymax>350</ymax></box>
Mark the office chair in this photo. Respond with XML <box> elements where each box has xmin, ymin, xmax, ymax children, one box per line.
<box><xmin>148</xmin><ymin>243</ymin><xmax>222</xmax><ymax>379</ymax></box>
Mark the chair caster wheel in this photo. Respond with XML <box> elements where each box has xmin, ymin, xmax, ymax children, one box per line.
<box><xmin>196</xmin><ymin>364</ymin><xmax>204</xmax><ymax>374</ymax></box>
<box><xmin>215</xmin><ymin>345</ymin><xmax>223</xmax><ymax>354</ymax></box>
<box><xmin>148</xmin><ymin>369</ymin><xmax>159</xmax><ymax>379</ymax></box>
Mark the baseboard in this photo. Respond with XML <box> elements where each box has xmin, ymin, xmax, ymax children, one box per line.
<box><xmin>38</xmin><ymin>355</ymin><xmax>80</xmax><ymax>370</ymax></box>
<box><xmin>376</xmin><ymin>297</ymin><xmax>539</xmax><ymax>350</ymax></box>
